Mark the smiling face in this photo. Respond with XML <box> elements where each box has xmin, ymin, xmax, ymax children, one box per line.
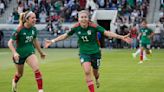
<box><xmin>26</xmin><ymin>12</ymin><xmax>37</xmax><ymax>27</ymax></box>
<box><xmin>78</xmin><ymin>11</ymin><xmax>89</xmax><ymax>28</ymax></box>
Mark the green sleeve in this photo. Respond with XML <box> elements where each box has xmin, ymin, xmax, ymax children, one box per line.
<box><xmin>11</xmin><ymin>29</ymin><xmax>18</xmax><ymax>40</ymax></box>
<box><xmin>96</xmin><ymin>26</ymin><xmax>106</xmax><ymax>34</ymax></box>
<box><xmin>67</xmin><ymin>28</ymin><xmax>75</xmax><ymax>36</ymax></box>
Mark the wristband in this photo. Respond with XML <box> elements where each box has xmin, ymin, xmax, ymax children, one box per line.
<box><xmin>51</xmin><ymin>39</ymin><xmax>55</xmax><ymax>43</ymax></box>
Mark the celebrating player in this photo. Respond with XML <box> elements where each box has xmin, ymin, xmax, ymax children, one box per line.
<box><xmin>133</xmin><ymin>20</ymin><xmax>154</xmax><ymax>64</ymax></box>
<box><xmin>44</xmin><ymin>10</ymin><xmax>131</xmax><ymax>92</ymax></box>
<box><xmin>8</xmin><ymin>11</ymin><xmax>46</xmax><ymax>92</ymax></box>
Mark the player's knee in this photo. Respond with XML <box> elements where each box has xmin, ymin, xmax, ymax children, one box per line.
<box><xmin>84</xmin><ymin>71</ymin><xmax>91</xmax><ymax>76</ymax></box>
<box><xmin>34</xmin><ymin>69</ymin><xmax>41</xmax><ymax>73</ymax></box>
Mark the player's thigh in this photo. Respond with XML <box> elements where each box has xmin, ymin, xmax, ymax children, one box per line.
<box><xmin>82</xmin><ymin>62</ymin><xmax>92</xmax><ymax>74</ymax></box>
<box><xmin>91</xmin><ymin>53</ymin><xmax>101</xmax><ymax>69</ymax></box>
<box><xmin>79</xmin><ymin>53</ymin><xmax>91</xmax><ymax>64</ymax></box>
<box><xmin>80</xmin><ymin>54</ymin><xmax>92</xmax><ymax>74</ymax></box>
<box><xmin>26</xmin><ymin>54</ymin><xmax>39</xmax><ymax>71</ymax></box>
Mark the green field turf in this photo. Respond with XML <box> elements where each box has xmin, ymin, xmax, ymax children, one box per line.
<box><xmin>0</xmin><ymin>48</ymin><xmax>164</xmax><ymax>92</ymax></box>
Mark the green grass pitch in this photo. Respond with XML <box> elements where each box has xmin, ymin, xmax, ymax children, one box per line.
<box><xmin>0</xmin><ymin>48</ymin><xmax>164</xmax><ymax>92</ymax></box>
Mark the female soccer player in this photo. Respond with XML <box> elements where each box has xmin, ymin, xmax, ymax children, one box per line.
<box><xmin>44</xmin><ymin>10</ymin><xmax>131</xmax><ymax>92</ymax></box>
<box><xmin>8</xmin><ymin>11</ymin><xmax>46</xmax><ymax>92</ymax></box>
<box><xmin>133</xmin><ymin>20</ymin><xmax>154</xmax><ymax>64</ymax></box>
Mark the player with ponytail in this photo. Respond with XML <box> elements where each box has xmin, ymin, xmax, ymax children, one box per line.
<box><xmin>8</xmin><ymin>11</ymin><xmax>46</xmax><ymax>92</ymax></box>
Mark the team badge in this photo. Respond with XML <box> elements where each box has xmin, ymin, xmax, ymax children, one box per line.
<box><xmin>78</xmin><ymin>31</ymin><xmax>81</xmax><ymax>34</ymax></box>
<box><xmin>87</xmin><ymin>30</ymin><xmax>91</xmax><ymax>35</ymax></box>
<box><xmin>32</xmin><ymin>30</ymin><xmax>34</xmax><ymax>35</ymax></box>
<box><xmin>23</xmin><ymin>33</ymin><xmax>26</xmax><ymax>35</ymax></box>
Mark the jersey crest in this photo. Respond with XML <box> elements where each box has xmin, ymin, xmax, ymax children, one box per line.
<box><xmin>78</xmin><ymin>31</ymin><xmax>81</xmax><ymax>35</ymax></box>
<box><xmin>87</xmin><ymin>30</ymin><xmax>91</xmax><ymax>35</ymax></box>
<box><xmin>32</xmin><ymin>30</ymin><xmax>34</xmax><ymax>35</ymax></box>
<box><xmin>23</xmin><ymin>32</ymin><xmax>26</xmax><ymax>35</ymax></box>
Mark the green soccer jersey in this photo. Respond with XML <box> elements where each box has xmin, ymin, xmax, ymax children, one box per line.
<box><xmin>67</xmin><ymin>22</ymin><xmax>105</xmax><ymax>54</ymax></box>
<box><xmin>140</xmin><ymin>27</ymin><xmax>153</xmax><ymax>44</ymax></box>
<box><xmin>11</xmin><ymin>27</ymin><xmax>37</xmax><ymax>58</ymax></box>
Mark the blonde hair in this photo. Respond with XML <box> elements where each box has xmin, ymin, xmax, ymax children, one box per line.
<box><xmin>78</xmin><ymin>10</ymin><xmax>89</xmax><ymax>18</ymax></box>
<box><xmin>19</xmin><ymin>11</ymin><xmax>34</xmax><ymax>26</ymax></box>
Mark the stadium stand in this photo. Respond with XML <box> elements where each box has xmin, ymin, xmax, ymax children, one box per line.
<box><xmin>0</xmin><ymin>0</ymin><xmax>164</xmax><ymax>48</ymax></box>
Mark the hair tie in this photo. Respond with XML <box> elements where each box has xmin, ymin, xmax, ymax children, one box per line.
<box><xmin>25</xmin><ymin>11</ymin><xmax>33</xmax><ymax>19</ymax></box>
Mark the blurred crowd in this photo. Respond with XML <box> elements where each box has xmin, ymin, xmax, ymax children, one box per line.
<box><xmin>5</xmin><ymin>0</ymin><xmax>164</xmax><ymax>48</ymax></box>
<box><xmin>7</xmin><ymin>0</ymin><xmax>151</xmax><ymax>34</ymax></box>
<box><xmin>107</xmin><ymin>22</ymin><xmax>164</xmax><ymax>49</ymax></box>
<box><xmin>159</xmin><ymin>0</ymin><xmax>164</xmax><ymax>24</ymax></box>
<box><xmin>8</xmin><ymin>0</ymin><xmax>151</xmax><ymax>24</ymax></box>
<box><xmin>0</xmin><ymin>0</ymin><xmax>12</xmax><ymax>16</ymax></box>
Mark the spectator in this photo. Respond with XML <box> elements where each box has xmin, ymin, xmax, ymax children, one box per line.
<box><xmin>0</xmin><ymin>30</ymin><xmax>4</xmax><ymax>47</ymax></box>
<box><xmin>0</xmin><ymin>0</ymin><xmax>5</xmax><ymax>16</ymax></box>
<box><xmin>85</xmin><ymin>0</ymin><xmax>98</xmax><ymax>10</ymax></box>
<box><xmin>160</xmin><ymin>0</ymin><xmax>164</xmax><ymax>10</ymax></box>
<box><xmin>129</xmin><ymin>25</ymin><xmax>138</xmax><ymax>49</ymax></box>
<box><xmin>97</xmin><ymin>0</ymin><xmax>105</xmax><ymax>8</ymax></box>
<box><xmin>12</xmin><ymin>7</ymin><xmax>19</xmax><ymax>24</ymax></box>
<box><xmin>39</xmin><ymin>11</ymin><xmax>47</xmax><ymax>23</ymax></box>
<box><xmin>17</xmin><ymin>1</ymin><xmax>24</xmax><ymax>14</ymax></box>
<box><xmin>153</xmin><ymin>22</ymin><xmax>162</xmax><ymax>49</ymax></box>
<box><xmin>79</xmin><ymin>0</ymin><xmax>86</xmax><ymax>9</ymax></box>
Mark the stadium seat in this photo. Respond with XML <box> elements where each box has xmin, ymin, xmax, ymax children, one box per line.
<box><xmin>63</xmin><ymin>39</ymin><xmax>71</xmax><ymax>48</ymax></box>
<box><xmin>56</xmin><ymin>41</ymin><xmax>64</xmax><ymax>48</ymax></box>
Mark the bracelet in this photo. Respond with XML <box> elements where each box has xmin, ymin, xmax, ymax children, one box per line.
<box><xmin>51</xmin><ymin>39</ymin><xmax>55</xmax><ymax>43</ymax></box>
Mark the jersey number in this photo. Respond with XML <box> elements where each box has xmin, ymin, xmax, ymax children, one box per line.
<box><xmin>81</xmin><ymin>36</ymin><xmax>89</xmax><ymax>42</ymax></box>
<box><xmin>25</xmin><ymin>36</ymin><xmax>33</xmax><ymax>43</ymax></box>
<box><xmin>143</xmin><ymin>32</ymin><xmax>146</xmax><ymax>36</ymax></box>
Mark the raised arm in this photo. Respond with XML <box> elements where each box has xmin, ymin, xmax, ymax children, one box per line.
<box><xmin>44</xmin><ymin>33</ymin><xmax>69</xmax><ymax>48</ymax></box>
<box><xmin>104</xmin><ymin>31</ymin><xmax>132</xmax><ymax>44</ymax></box>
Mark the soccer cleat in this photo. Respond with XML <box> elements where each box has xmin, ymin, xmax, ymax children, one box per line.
<box><xmin>96</xmin><ymin>80</ymin><xmax>100</xmax><ymax>88</ymax></box>
<box><xmin>38</xmin><ymin>89</ymin><xmax>44</xmax><ymax>92</ymax></box>
<box><xmin>132</xmin><ymin>53</ymin><xmax>136</xmax><ymax>58</ymax></box>
<box><xmin>149</xmin><ymin>50</ymin><xmax>152</xmax><ymax>56</ymax></box>
<box><xmin>138</xmin><ymin>61</ymin><xmax>143</xmax><ymax>64</ymax></box>
<box><xmin>12</xmin><ymin>79</ymin><xmax>17</xmax><ymax>92</ymax></box>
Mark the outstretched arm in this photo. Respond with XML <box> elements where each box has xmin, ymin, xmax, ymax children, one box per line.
<box><xmin>148</xmin><ymin>32</ymin><xmax>154</xmax><ymax>38</ymax></box>
<box><xmin>104</xmin><ymin>31</ymin><xmax>132</xmax><ymax>44</ymax></box>
<box><xmin>44</xmin><ymin>33</ymin><xmax>69</xmax><ymax>48</ymax></box>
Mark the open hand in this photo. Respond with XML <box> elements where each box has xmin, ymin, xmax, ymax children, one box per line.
<box><xmin>13</xmin><ymin>52</ymin><xmax>20</xmax><ymax>63</ymax></box>
<box><xmin>121</xmin><ymin>35</ymin><xmax>132</xmax><ymax>44</ymax></box>
<box><xmin>44</xmin><ymin>39</ymin><xmax>53</xmax><ymax>48</ymax></box>
<box><xmin>40</xmin><ymin>52</ymin><xmax>46</xmax><ymax>59</ymax></box>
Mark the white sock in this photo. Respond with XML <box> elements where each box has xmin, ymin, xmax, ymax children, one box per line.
<box><xmin>38</xmin><ymin>89</ymin><xmax>44</xmax><ymax>92</ymax></box>
<box><xmin>143</xmin><ymin>50</ymin><xmax>147</xmax><ymax>59</ymax></box>
<box><xmin>134</xmin><ymin>48</ymin><xmax>141</xmax><ymax>56</ymax></box>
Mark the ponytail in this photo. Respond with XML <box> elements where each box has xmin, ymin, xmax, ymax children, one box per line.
<box><xmin>19</xmin><ymin>12</ymin><xmax>26</xmax><ymax>26</ymax></box>
<box><xmin>19</xmin><ymin>11</ymin><xmax>34</xmax><ymax>26</ymax></box>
